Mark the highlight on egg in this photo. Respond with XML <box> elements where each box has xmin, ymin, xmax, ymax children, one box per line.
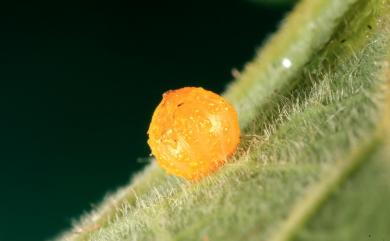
<box><xmin>147</xmin><ymin>87</ymin><xmax>240</xmax><ymax>180</ymax></box>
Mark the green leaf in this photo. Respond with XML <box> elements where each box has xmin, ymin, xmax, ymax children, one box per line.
<box><xmin>53</xmin><ymin>0</ymin><xmax>390</xmax><ymax>240</ymax></box>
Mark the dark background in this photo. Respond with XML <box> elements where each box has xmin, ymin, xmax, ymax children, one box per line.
<box><xmin>0</xmin><ymin>1</ymin><xmax>291</xmax><ymax>240</ymax></box>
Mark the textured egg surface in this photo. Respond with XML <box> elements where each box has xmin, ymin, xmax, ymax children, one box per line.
<box><xmin>147</xmin><ymin>87</ymin><xmax>240</xmax><ymax>180</ymax></box>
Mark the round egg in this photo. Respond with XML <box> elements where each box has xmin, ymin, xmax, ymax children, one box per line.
<box><xmin>147</xmin><ymin>87</ymin><xmax>240</xmax><ymax>180</ymax></box>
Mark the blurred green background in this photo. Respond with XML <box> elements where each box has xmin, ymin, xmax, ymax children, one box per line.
<box><xmin>0</xmin><ymin>1</ymin><xmax>291</xmax><ymax>240</ymax></box>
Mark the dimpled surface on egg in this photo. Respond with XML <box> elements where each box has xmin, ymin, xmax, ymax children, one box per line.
<box><xmin>147</xmin><ymin>87</ymin><xmax>240</xmax><ymax>180</ymax></box>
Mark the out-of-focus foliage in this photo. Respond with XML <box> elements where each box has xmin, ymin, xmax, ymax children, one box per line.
<box><xmin>248</xmin><ymin>0</ymin><xmax>297</xmax><ymax>8</ymax></box>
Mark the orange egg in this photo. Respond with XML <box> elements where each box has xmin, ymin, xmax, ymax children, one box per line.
<box><xmin>147</xmin><ymin>87</ymin><xmax>240</xmax><ymax>180</ymax></box>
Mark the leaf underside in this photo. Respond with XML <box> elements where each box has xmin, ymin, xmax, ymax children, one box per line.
<box><xmin>53</xmin><ymin>0</ymin><xmax>390</xmax><ymax>240</ymax></box>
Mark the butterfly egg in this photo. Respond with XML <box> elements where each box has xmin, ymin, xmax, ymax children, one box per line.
<box><xmin>147</xmin><ymin>87</ymin><xmax>240</xmax><ymax>180</ymax></box>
